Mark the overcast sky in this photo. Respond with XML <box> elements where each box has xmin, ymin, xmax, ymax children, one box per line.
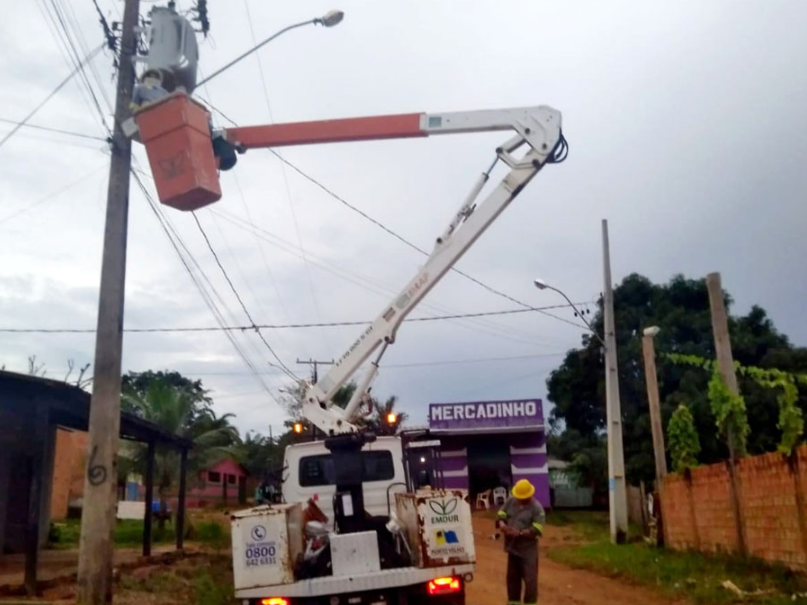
<box><xmin>2</xmin><ymin>0</ymin><xmax>806</xmax><ymax>437</ymax></box>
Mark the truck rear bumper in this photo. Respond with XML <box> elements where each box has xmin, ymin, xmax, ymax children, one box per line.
<box><xmin>234</xmin><ymin>564</ymin><xmax>476</xmax><ymax>599</ymax></box>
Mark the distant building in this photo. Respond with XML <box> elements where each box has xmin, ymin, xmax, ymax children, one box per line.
<box><xmin>427</xmin><ymin>398</ymin><xmax>549</xmax><ymax>508</ymax></box>
<box><xmin>548</xmin><ymin>458</ymin><xmax>593</xmax><ymax>508</ymax></box>
<box><xmin>187</xmin><ymin>457</ymin><xmax>247</xmax><ymax>507</ymax></box>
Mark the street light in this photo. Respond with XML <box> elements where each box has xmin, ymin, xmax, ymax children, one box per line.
<box><xmin>196</xmin><ymin>10</ymin><xmax>345</xmax><ymax>88</ymax></box>
<box><xmin>317</xmin><ymin>10</ymin><xmax>345</xmax><ymax>27</ymax></box>
<box><xmin>533</xmin><ymin>278</ymin><xmax>605</xmax><ymax>347</ymax></box>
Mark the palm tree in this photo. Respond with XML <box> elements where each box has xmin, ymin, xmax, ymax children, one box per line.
<box><xmin>370</xmin><ymin>395</ymin><xmax>408</xmax><ymax>435</ymax></box>
<box><xmin>122</xmin><ymin>378</ymin><xmax>239</xmax><ymax>528</ymax></box>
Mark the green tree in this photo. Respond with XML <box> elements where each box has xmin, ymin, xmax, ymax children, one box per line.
<box><xmin>668</xmin><ymin>404</ymin><xmax>701</xmax><ymax>473</ymax></box>
<box><xmin>231</xmin><ymin>431</ymin><xmax>284</xmax><ymax>481</ymax></box>
<box><xmin>546</xmin><ymin>273</ymin><xmax>807</xmax><ymax>485</ymax></box>
<box><xmin>122</xmin><ymin>377</ymin><xmax>239</xmax><ymax>527</ymax></box>
<box><xmin>362</xmin><ymin>395</ymin><xmax>409</xmax><ymax>435</ymax></box>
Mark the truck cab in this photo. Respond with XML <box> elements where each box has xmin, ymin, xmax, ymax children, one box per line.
<box><xmin>282</xmin><ymin>436</ymin><xmax>407</xmax><ymax>526</ymax></box>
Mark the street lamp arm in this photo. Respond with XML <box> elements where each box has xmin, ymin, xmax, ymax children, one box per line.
<box><xmin>197</xmin><ymin>19</ymin><xmax>317</xmax><ymax>88</ymax></box>
<box><xmin>545</xmin><ymin>284</ymin><xmax>605</xmax><ymax>347</ymax></box>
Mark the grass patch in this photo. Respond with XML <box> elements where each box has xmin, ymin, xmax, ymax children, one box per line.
<box><xmin>194</xmin><ymin>519</ymin><xmax>230</xmax><ymax>551</ymax></box>
<box><xmin>546</xmin><ymin>510</ymin><xmax>611</xmax><ymax>541</ymax></box>
<box><xmin>48</xmin><ymin>518</ymin><xmax>176</xmax><ymax>549</ymax></box>
<box><xmin>117</xmin><ymin>555</ymin><xmax>237</xmax><ymax>605</ymax></box>
<box><xmin>549</xmin><ymin>538</ymin><xmax>807</xmax><ymax>604</ymax></box>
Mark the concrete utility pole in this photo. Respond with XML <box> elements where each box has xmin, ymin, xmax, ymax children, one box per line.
<box><xmin>77</xmin><ymin>0</ymin><xmax>140</xmax><ymax>602</ymax></box>
<box><xmin>706</xmin><ymin>271</ymin><xmax>747</xmax><ymax>555</ymax></box>
<box><xmin>602</xmin><ymin>219</ymin><xmax>628</xmax><ymax>544</ymax></box>
<box><xmin>297</xmin><ymin>358</ymin><xmax>334</xmax><ymax>383</ymax></box>
<box><xmin>642</xmin><ymin>327</ymin><xmax>668</xmax><ymax>489</ymax></box>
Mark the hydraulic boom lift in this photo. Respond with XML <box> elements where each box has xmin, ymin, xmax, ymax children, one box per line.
<box><xmin>135</xmin><ymin>99</ymin><xmax>567</xmax><ymax>437</ymax></box>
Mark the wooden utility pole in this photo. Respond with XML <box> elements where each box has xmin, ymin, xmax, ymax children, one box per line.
<box><xmin>642</xmin><ymin>330</ymin><xmax>668</xmax><ymax>487</ymax></box>
<box><xmin>642</xmin><ymin>328</ymin><xmax>667</xmax><ymax>545</ymax></box>
<box><xmin>706</xmin><ymin>271</ymin><xmax>747</xmax><ymax>555</ymax></box>
<box><xmin>77</xmin><ymin>0</ymin><xmax>140</xmax><ymax>602</ymax></box>
<box><xmin>602</xmin><ymin>219</ymin><xmax>629</xmax><ymax>544</ymax></box>
<box><xmin>297</xmin><ymin>358</ymin><xmax>334</xmax><ymax>383</ymax></box>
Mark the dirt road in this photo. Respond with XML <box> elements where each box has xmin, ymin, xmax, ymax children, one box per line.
<box><xmin>467</xmin><ymin>516</ymin><xmax>680</xmax><ymax>605</ymax></box>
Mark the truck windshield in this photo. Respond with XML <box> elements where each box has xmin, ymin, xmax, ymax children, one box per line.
<box><xmin>299</xmin><ymin>450</ymin><xmax>394</xmax><ymax>487</ymax></box>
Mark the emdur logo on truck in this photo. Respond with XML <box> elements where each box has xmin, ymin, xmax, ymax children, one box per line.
<box><xmin>428</xmin><ymin>498</ymin><xmax>460</xmax><ymax>524</ymax></box>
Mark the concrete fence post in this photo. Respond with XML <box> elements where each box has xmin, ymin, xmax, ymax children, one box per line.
<box><xmin>683</xmin><ymin>469</ymin><xmax>701</xmax><ymax>550</ymax></box>
<box><xmin>787</xmin><ymin>453</ymin><xmax>807</xmax><ymax>569</ymax></box>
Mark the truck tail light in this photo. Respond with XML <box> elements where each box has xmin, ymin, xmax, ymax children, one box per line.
<box><xmin>261</xmin><ymin>598</ymin><xmax>289</xmax><ymax>605</ymax></box>
<box><xmin>427</xmin><ymin>577</ymin><xmax>461</xmax><ymax>596</ymax></box>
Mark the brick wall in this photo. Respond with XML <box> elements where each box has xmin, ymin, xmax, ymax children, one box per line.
<box><xmin>50</xmin><ymin>429</ymin><xmax>88</xmax><ymax>520</ymax></box>
<box><xmin>662</xmin><ymin>444</ymin><xmax>807</xmax><ymax>571</ymax></box>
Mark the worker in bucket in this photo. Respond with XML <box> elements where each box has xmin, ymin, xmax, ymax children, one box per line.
<box><xmin>496</xmin><ymin>479</ymin><xmax>545</xmax><ymax>605</ymax></box>
<box><xmin>130</xmin><ymin>69</ymin><xmax>169</xmax><ymax>112</ymax></box>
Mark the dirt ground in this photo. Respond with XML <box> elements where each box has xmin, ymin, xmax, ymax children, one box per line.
<box><xmin>467</xmin><ymin>515</ymin><xmax>681</xmax><ymax>605</ymax></box>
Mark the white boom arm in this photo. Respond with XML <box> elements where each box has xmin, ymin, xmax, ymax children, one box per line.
<box><xmin>294</xmin><ymin>105</ymin><xmax>565</xmax><ymax>434</ymax></box>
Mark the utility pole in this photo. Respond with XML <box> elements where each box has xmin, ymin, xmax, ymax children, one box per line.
<box><xmin>296</xmin><ymin>358</ymin><xmax>334</xmax><ymax>383</ymax></box>
<box><xmin>77</xmin><ymin>0</ymin><xmax>140</xmax><ymax>603</ymax></box>
<box><xmin>602</xmin><ymin>219</ymin><xmax>628</xmax><ymax>544</ymax></box>
<box><xmin>706</xmin><ymin>271</ymin><xmax>747</xmax><ymax>555</ymax></box>
<box><xmin>642</xmin><ymin>328</ymin><xmax>668</xmax><ymax>489</ymax></box>
<box><xmin>642</xmin><ymin>327</ymin><xmax>667</xmax><ymax>545</ymax></box>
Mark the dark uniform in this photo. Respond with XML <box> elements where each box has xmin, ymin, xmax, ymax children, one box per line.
<box><xmin>497</xmin><ymin>496</ymin><xmax>545</xmax><ymax>605</ymax></box>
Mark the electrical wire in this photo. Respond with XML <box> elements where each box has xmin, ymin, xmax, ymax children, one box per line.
<box><xmin>132</xmin><ymin>169</ymin><xmax>284</xmax><ymax>404</ymax></box>
<box><xmin>209</xmin><ymin>208</ymin><xmax>575</xmax><ymax>348</ymax></box>
<box><xmin>196</xmin><ymin>65</ymin><xmax>303</xmax><ymax>361</ymax></box>
<box><xmin>0</xmin><ymin>43</ymin><xmax>104</xmax><ymax>150</ymax></box>
<box><xmin>0</xmin><ymin>301</ymin><xmax>593</xmax><ymax>334</ymax></box>
<box><xmin>0</xmin><ymin>118</ymin><xmax>108</xmax><ymax>142</ymax></box>
<box><xmin>46</xmin><ymin>0</ymin><xmax>111</xmax><ymax>136</ymax></box>
<box><xmin>0</xmin><ymin>164</ymin><xmax>107</xmax><ymax>226</ymax></box>
<box><xmin>191</xmin><ymin>211</ymin><xmax>299</xmax><ymax>381</ymax></box>
<box><xmin>240</xmin><ymin>0</ymin><xmax>334</xmax><ymax>353</ymax></box>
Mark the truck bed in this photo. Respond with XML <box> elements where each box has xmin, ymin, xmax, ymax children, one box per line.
<box><xmin>234</xmin><ymin>564</ymin><xmax>476</xmax><ymax>598</ymax></box>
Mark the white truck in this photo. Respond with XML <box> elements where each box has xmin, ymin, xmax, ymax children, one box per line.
<box><xmin>129</xmin><ymin>10</ymin><xmax>567</xmax><ymax>603</ymax></box>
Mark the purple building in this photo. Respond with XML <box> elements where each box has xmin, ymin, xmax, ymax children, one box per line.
<box><xmin>428</xmin><ymin>398</ymin><xmax>549</xmax><ymax>508</ymax></box>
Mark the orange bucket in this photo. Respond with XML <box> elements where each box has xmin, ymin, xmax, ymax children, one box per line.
<box><xmin>135</xmin><ymin>93</ymin><xmax>222</xmax><ymax>211</ymax></box>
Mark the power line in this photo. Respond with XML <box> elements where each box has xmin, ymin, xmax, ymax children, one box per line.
<box><xmin>45</xmin><ymin>0</ymin><xmax>110</xmax><ymax>136</ymax></box>
<box><xmin>90</xmin><ymin>0</ymin><xmax>118</xmax><ymax>52</ymax></box>
<box><xmin>0</xmin><ymin>164</ymin><xmax>107</xmax><ymax>226</ymax></box>
<box><xmin>0</xmin><ymin>118</ymin><xmax>108</xmax><ymax>142</ymax></box>
<box><xmin>240</xmin><ymin>0</ymin><xmax>334</xmax><ymax>353</ymax></box>
<box><xmin>0</xmin><ymin>301</ymin><xmax>594</xmax><ymax>334</ymax></box>
<box><xmin>272</xmin><ymin>151</ymin><xmax>588</xmax><ymax>331</ymax></box>
<box><xmin>199</xmin><ymin>98</ymin><xmax>588</xmax><ymax>333</ymax></box>
<box><xmin>191</xmin><ymin>211</ymin><xmax>299</xmax><ymax>381</ymax></box>
<box><xmin>132</xmin><ymin>168</ymin><xmax>284</xmax><ymax>404</ymax></box>
<box><xmin>0</xmin><ymin>43</ymin><xmax>104</xmax><ymax>150</ymax></box>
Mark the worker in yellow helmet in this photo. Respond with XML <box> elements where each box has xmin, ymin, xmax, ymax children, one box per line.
<box><xmin>496</xmin><ymin>479</ymin><xmax>545</xmax><ymax>605</ymax></box>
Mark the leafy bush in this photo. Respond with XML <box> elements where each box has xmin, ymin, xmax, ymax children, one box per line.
<box><xmin>707</xmin><ymin>368</ymin><xmax>749</xmax><ymax>455</ymax></box>
<box><xmin>668</xmin><ymin>404</ymin><xmax>701</xmax><ymax>473</ymax></box>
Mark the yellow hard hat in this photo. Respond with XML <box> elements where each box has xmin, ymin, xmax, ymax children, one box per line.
<box><xmin>512</xmin><ymin>479</ymin><xmax>535</xmax><ymax>500</ymax></box>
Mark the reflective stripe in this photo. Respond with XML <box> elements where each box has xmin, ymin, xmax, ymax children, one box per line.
<box><xmin>532</xmin><ymin>522</ymin><xmax>544</xmax><ymax>533</ymax></box>
<box><xmin>508</xmin><ymin>602</ymin><xmax>521</xmax><ymax>605</ymax></box>
<box><xmin>497</xmin><ymin>510</ymin><xmax>507</xmax><ymax>518</ymax></box>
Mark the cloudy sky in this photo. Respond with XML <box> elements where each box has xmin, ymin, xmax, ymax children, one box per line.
<box><xmin>1</xmin><ymin>0</ymin><xmax>806</xmax><ymax>437</ymax></box>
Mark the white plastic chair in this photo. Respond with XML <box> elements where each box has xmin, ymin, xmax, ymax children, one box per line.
<box><xmin>475</xmin><ymin>489</ymin><xmax>492</xmax><ymax>510</ymax></box>
<box><xmin>493</xmin><ymin>486</ymin><xmax>507</xmax><ymax>506</ymax></box>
